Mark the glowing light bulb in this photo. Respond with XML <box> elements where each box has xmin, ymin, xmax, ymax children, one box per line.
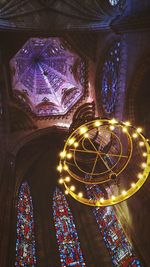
<box><xmin>84</xmin><ymin>133</ymin><xmax>89</xmax><ymax>138</ymax></box>
<box><xmin>65</xmin><ymin>190</ymin><xmax>69</xmax><ymax>195</ymax></box>
<box><xmin>65</xmin><ymin>176</ymin><xmax>71</xmax><ymax>182</ymax></box>
<box><xmin>57</xmin><ymin>164</ymin><xmax>62</xmax><ymax>172</ymax></box>
<box><xmin>122</xmin><ymin>190</ymin><xmax>126</xmax><ymax>196</ymax></box>
<box><xmin>110</xmin><ymin>125</ymin><xmax>115</xmax><ymax>130</ymax></box>
<box><xmin>100</xmin><ymin>197</ymin><xmax>104</xmax><ymax>203</ymax></box>
<box><xmin>138</xmin><ymin>173</ymin><xmax>143</xmax><ymax>179</ymax></box>
<box><xmin>67</xmin><ymin>153</ymin><xmax>72</xmax><ymax>159</ymax></box>
<box><xmin>79</xmin><ymin>127</ymin><xmax>88</xmax><ymax>134</ymax></box>
<box><xmin>74</xmin><ymin>142</ymin><xmax>79</xmax><ymax>148</ymax></box>
<box><xmin>137</xmin><ymin>127</ymin><xmax>142</xmax><ymax>133</ymax></box>
<box><xmin>143</xmin><ymin>152</ymin><xmax>147</xmax><ymax>157</ymax></box>
<box><xmin>60</xmin><ymin>151</ymin><xmax>66</xmax><ymax>158</ymax></box>
<box><xmin>132</xmin><ymin>133</ymin><xmax>138</xmax><ymax>138</ymax></box>
<box><xmin>110</xmin><ymin>118</ymin><xmax>117</xmax><ymax>124</ymax></box>
<box><xmin>141</xmin><ymin>162</ymin><xmax>146</xmax><ymax>168</ymax></box>
<box><xmin>64</xmin><ymin>165</ymin><xmax>68</xmax><ymax>170</ymax></box>
<box><xmin>122</xmin><ymin>127</ymin><xmax>127</xmax><ymax>132</ymax></box>
<box><xmin>70</xmin><ymin>185</ymin><xmax>75</xmax><ymax>191</ymax></box>
<box><xmin>68</xmin><ymin>138</ymin><xmax>75</xmax><ymax>145</ymax></box>
<box><xmin>64</xmin><ymin>164</ymin><xmax>68</xmax><ymax>170</ymax></box>
<box><xmin>78</xmin><ymin>192</ymin><xmax>83</xmax><ymax>198</ymax></box>
<box><xmin>111</xmin><ymin>195</ymin><xmax>115</xmax><ymax>201</ymax></box>
<box><xmin>59</xmin><ymin>178</ymin><xmax>64</xmax><ymax>184</ymax></box>
<box><xmin>124</xmin><ymin>121</ymin><xmax>130</xmax><ymax>126</ymax></box>
<box><xmin>139</xmin><ymin>141</ymin><xmax>144</xmax><ymax>147</ymax></box>
<box><xmin>131</xmin><ymin>183</ymin><xmax>136</xmax><ymax>188</ymax></box>
<box><xmin>94</xmin><ymin>121</ymin><xmax>101</xmax><ymax>127</ymax></box>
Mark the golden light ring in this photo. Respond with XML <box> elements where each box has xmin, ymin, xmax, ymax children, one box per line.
<box><xmin>59</xmin><ymin>119</ymin><xmax>150</xmax><ymax>206</ymax></box>
<box><xmin>63</xmin><ymin>133</ymin><xmax>150</xmax><ymax>206</ymax></box>
<box><xmin>62</xmin><ymin>123</ymin><xmax>132</xmax><ymax>184</ymax></box>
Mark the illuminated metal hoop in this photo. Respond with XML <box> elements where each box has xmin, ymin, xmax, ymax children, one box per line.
<box><xmin>57</xmin><ymin>118</ymin><xmax>150</xmax><ymax>206</ymax></box>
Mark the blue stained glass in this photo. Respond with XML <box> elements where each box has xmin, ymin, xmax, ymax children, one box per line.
<box><xmin>15</xmin><ymin>182</ymin><xmax>36</xmax><ymax>267</ymax></box>
<box><xmin>86</xmin><ymin>185</ymin><xmax>142</xmax><ymax>267</ymax></box>
<box><xmin>109</xmin><ymin>0</ymin><xmax>120</xmax><ymax>6</ymax></box>
<box><xmin>102</xmin><ymin>41</ymin><xmax>120</xmax><ymax>114</ymax></box>
<box><xmin>53</xmin><ymin>188</ymin><xmax>86</xmax><ymax>267</ymax></box>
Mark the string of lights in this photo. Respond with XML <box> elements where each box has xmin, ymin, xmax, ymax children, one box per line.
<box><xmin>57</xmin><ymin>118</ymin><xmax>150</xmax><ymax>207</ymax></box>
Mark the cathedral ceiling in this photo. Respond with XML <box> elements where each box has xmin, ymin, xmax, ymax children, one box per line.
<box><xmin>10</xmin><ymin>37</ymin><xmax>86</xmax><ymax>117</ymax></box>
<box><xmin>0</xmin><ymin>0</ymin><xmax>123</xmax><ymax>31</ymax></box>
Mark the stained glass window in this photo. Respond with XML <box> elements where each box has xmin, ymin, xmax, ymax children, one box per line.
<box><xmin>53</xmin><ymin>187</ymin><xmax>86</xmax><ymax>267</ymax></box>
<box><xmin>101</xmin><ymin>41</ymin><xmax>120</xmax><ymax>114</ymax></box>
<box><xmin>86</xmin><ymin>185</ymin><xmax>142</xmax><ymax>267</ymax></box>
<box><xmin>109</xmin><ymin>0</ymin><xmax>120</xmax><ymax>6</ymax></box>
<box><xmin>15</xmin><ymin>181</ymin><xmax>36</xmax><ymax>266</ymax></box>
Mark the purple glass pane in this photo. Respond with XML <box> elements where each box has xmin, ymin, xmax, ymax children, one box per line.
<box><xmin>10</xmin><ymin>38</ymin><xmax>86</xmax><ymax>116</ymax></box>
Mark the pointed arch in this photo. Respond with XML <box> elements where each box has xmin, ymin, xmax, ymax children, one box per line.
<box><xmin>53</xmin><ymin>187</ymin><xmax>86</xmax><ymax>267</ymax></box>
<box><xmin>15</xmin><ymin>181</ymin><xmax>36</xmax><ymax>266</ymax></box>
<box><xmin>86</xmin><ymin>185</ymin><xmax>142</xmax><ymax>267</ymax></box>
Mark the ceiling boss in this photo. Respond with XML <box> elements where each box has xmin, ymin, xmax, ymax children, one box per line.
<box><xmin>57</xmin><ymin>118</ymin><xmax>150</xmax><ymax>206</ymax></box>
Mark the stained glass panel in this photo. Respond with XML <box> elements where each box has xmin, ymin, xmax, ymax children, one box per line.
<box><xmin>53</xmin><ymin>187</ymin><xmax>86</xmax><ymax>267</ymax></box>
<box><xmin>102</xmin><ymin>41</ymin><xmax>120</xmax><ymax>114</ymax></box>
<box><xmin>109</xmin><ymin>0</ymin><xmax>120</xmax><ymax>6</ymax></box>
<box><xmin>15</xmin><ymin>181</ymin><xmax>36</xmax><ymax>266</ymax></box>
<box><xmin>86</xmin><ymin>185</ymin><xmax>142</xmax><ymax>267</ymax></box>
<box><xmin>10</xmin><ymin>38</ymin><xmax>86</xmax><ymax>116</ymax></box>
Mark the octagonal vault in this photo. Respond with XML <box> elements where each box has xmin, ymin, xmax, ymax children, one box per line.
<box><xmin>10</xmin><ymin>37</ymin><xmax>86</xmax><ymax>116</ymax></box>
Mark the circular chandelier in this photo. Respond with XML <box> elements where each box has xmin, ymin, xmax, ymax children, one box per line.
<box><xmin>57</xmin><ymin>118</ymin><xmax>150</xmax><ymax>206</ymax></box>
